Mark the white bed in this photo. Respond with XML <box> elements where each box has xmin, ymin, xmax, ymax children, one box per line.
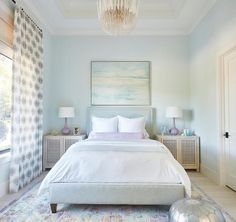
<box><xmin>38</xmin><ymin>107</ymin><xmax>191</xmax><ymax>213</ymax></box>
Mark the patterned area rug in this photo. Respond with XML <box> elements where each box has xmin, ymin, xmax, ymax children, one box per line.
<box><xmin>0</xmin><ymin>182</ymin><xmax>235</xmax><ymax>222</ymax></box>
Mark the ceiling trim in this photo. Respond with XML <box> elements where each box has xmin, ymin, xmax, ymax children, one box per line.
<box><xmin>186</xmin><ymin>0</ymin><xmax>216</xmax><ymax>34</ymax></box>
<box><xmin>20</xmin><ymin>0</ymin><xmax>217</xmax><ymax>36</ymax></box>
<box><xmin>56</xmin><ymin>0</ymin><xmax>97</xmax><ymax>19</ymax></box>
<box><xmin>55</xmin><ymin>0</ymin><xmax>186</xmax><ymax>20</ymax></box>
<box><xmin>20</xmin><ymin>0</ymin><xmax>54</xmax><ymax>34</ymax></box>
<box><xmin>51</xmin><ymin>28</ymin><xmax>188</xmax><ymax>36</ymax></box>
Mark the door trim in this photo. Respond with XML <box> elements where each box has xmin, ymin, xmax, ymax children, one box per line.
<box><xmin>217</xmin><ymin>45</ymin><xmax>236</xmax><ymax>186</ymax></box>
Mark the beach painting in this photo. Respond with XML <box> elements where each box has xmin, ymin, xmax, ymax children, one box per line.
<box><xmin>91</xmin><ymin>61</ymin><xmax>150</xmax><ymax>105</ymax></box>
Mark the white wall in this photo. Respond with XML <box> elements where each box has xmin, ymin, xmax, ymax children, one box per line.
<box><xmin>190</xmin><ymin>0</ymin><xmax>236</xmax><ymax>182</ymax></box>
<box><xmin>43</xmin><ymin>36</ymin><xmax>191</xmax><ymax>135</ymax></box>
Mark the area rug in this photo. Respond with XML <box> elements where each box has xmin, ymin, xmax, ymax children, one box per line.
<box><xmin>0</xmin><ymin>182</ymin><xmax>235</xmax><ymax>222</ymax></box>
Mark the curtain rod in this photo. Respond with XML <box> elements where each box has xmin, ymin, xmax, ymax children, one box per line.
<box><xmin>11</xmin><ymin>0</ymin><xmax>43</xmax><ymax>33</ymax></box>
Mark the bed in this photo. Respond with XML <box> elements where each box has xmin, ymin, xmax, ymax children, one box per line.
<box><xmin>38</xmin><ymin>107</ymin><xmax>191</xmax><ymax>213</ymax></box>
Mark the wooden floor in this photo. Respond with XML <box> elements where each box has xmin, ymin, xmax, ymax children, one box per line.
<box><xmin>189</xmin><ymin>172</ymin><xmax>236</xmax><ymax>220</ymax></box>
<box><xmin>0</xmin><ymin>172</ymin><xmax>236</xmax><ymax>220</ymax></box>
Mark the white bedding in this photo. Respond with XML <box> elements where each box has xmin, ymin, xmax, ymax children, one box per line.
<box><xmin>38</xmin><ymin>139</ymin><xmax>191</xmax><ymax>196</ymax></box>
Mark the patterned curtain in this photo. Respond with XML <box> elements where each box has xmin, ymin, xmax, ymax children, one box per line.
<box><xmin>10</xmin><ymin>7</ymin><xmax>43</xmax><ymax>192</ymax></box>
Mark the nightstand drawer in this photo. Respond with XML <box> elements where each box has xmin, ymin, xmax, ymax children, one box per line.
<box><xmin>181</xmin><ymin>139</ymin><xmax>196</xmax><ymax>164</ymax></box>
<box><xmin>46</xmin><ymin>139</ymin><xmax>61</xmax><ymax>163</ymax></box>
<box><xmin>64</xmin><ymin>136</ymin><xmax>86</xmax><ymax>151</ymax></box>
<box><xmin>161</xmin><ymin>139</ymin><xmax>178</xmax><ymax>159</ymax></box>
<box><xmin>158</xmin><ymin>135</ymin><xmax>199</xmax><ymax>171</ymax></box>
<box><xmin>43</xmin><ymin>134</ymin><xmax>86</xmax><ymax>170</ymax></box>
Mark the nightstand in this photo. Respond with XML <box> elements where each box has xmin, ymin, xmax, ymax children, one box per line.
<box><xmin>157</xmin><ymin>135</ymin><xmax>200</xmax><ymax>172</ymax></box>
<box><xmin>43</xmin><ymin>134</ymin><xmax>86</xmax><ymax>170</ymax></box>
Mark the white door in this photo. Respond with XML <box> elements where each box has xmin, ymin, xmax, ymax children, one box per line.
<box><xmin>224</xmin><ymin>48</ymin><xmax>236</xmax><ymax>191</ymax></box>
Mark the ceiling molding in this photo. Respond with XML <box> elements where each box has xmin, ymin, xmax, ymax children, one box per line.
<box><xmin>55</xmin><ymin>0</ymin><xmax>186</xmax><ymax>19</ymax></box>
<box><xmin>56</xmin><ymin>0</ymin><xmax>97</xmax><ymax>19</ymax></box>
<box><xmin>20</xmin><ymin>0</ymin><xmax>54</xmax><ymax>34</ymax></box>
<box><xmin>186</xmin><ymin>0</ymin><xmax>217</xmax><ymax>34</ymax></box>
<box><xmin>20</xmin><ymin>0</ymin><xmax>217</xmax><ymax>36</ymax></box>
<box><xmin>51</xmin><ymin>28</ymin><xmax>188</xmax><ymax>36</ymax></box>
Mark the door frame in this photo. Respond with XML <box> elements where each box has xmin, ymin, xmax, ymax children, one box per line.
<box><xmin>217</xmin><ymin>44</ymin><xmax>236</xmax><ymax>186</ymax></box>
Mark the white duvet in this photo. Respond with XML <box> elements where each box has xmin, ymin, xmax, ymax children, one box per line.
<box><xmin>38</xmin><ymin>139</ymin><xmax>191</xmax><ymax>196</ymax></box>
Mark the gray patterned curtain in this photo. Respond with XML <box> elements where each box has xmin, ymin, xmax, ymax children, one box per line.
<box><xmin>10</xmin><ymin>7</ymin><xmax>43</xmax><ymax>192</ymax></box>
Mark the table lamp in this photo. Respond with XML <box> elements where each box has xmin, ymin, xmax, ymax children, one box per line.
<box><xmin>166</xmin><ymin>106</ymin><xmax>183</xmax><ymax>135</ymax></box>
<box><xmin>59</xmin><ymin>107</ymin><xmax>75</xmax><ymax>135</ymax></box>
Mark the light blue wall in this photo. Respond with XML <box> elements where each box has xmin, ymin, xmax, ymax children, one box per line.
<box><xmin>190</xmin><ymin>0</ymin><xmax>236</xmax><ymax>180</ymax></box>
<box><xmin>43</xmin><ymin>36</ymin><xmax>191</xmax><ymax>135</ymax></box>
<box><xmin>42</xmin><ymin>32</ymin><xmax>52</xmax><ymax>132</ymax></box>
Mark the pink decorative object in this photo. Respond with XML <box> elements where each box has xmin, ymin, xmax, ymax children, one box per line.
<box><xmin>166</xmin><ymin>106</ymin><xmax>183</xmax><ymax>135</ymax></box>
<box><xmin>58</xmin><ymin>107</ymin><xmax>75</xmax><ymax>135</ymax></box>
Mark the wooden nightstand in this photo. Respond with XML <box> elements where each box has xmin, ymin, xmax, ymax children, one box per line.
<box><xmin>43</xmin><ymin>134</ymin><xmax>86</xmax><ymax>170</ymax></box>
<box><xmin>157</xmin><ymin>135</ymin><xmax>200</xmax><ymax>172</ymax></box>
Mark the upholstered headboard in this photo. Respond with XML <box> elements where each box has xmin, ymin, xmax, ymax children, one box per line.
<box><xmin>87</xmin><ymin>106</ymin><xmax>155</xmax><ymax>137</ymax></box>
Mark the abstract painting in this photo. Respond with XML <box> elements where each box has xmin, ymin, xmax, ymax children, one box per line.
<box><xmin>91</xmin><ymin>61</ymin><xmax>150</xmax><ymax>105</ymax></box>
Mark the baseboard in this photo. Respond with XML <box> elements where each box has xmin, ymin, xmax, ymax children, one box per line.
<box><xmin>201</xmin><ymin>164</ymin><xmax>219</xmax><ymax>184</ymax></box>
<box><xmin>0</xmin><ymin>180</ymin><xmax>9</xmax><ymax>198</ymax></box>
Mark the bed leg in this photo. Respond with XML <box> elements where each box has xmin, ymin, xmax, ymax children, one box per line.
<box><xmin>50</xmin><ymin>204</ymin><xmax>57</xmax><ymax>213</ymax></box>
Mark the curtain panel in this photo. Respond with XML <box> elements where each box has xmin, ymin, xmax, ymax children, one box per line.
<box><xmin>10</xmin><ymin>7</ymin><xmax>43</xmax><ymax>192</ymax></box>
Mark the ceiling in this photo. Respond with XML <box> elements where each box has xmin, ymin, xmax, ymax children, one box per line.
<box><xmin>20</xmin><ymin>0</ymin><xmax>217</xmax><ymax>35</ymax></box>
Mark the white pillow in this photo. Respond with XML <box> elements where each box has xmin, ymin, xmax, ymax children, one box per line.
<box><xmin>91</xmin><ymin>116</ymin><xmax>118</xmax><ymax>133</ymax></box>
<box><xmin>118</xmin><ymin>115</ymin><xmax>146</xmax><ymax>133</ymax></box>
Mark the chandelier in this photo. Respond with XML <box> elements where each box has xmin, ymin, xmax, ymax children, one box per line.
<box><xmin>97</xmin><ymin>0</ymin><xmax>140</xmax><ymax>35</ymax></box>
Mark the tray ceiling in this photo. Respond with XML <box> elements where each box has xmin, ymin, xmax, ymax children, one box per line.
<box><xmin>20</xmin><ymin>0</ymin><xmax>216</xmax><ymax>35</ymax></box>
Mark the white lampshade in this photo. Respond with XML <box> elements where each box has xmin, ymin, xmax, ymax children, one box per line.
<box><xmin>166</xmin><ymin>106</ymin><xmax>183</xmax><ymax>118</ymax></box>
<box><xmin>58</xmin><ymin>107</ymin><xmax>75</xmax><ymax>118</ymax></box>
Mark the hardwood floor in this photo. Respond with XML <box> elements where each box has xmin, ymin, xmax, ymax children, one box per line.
<box><xmin>0</xmin><ymin>171</ymin><xmax>235</xmax><ymax>220</ymax></box>
<box><xmin>189</xmin><ymin>172</ymin><xmax>236</xmax><ymax>220</ymax></box>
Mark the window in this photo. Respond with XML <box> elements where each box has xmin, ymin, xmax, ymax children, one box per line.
<box><xmin>0</xmin><ymin>53</ymin><xmax>12</xmax><ymax>151</ymax></box>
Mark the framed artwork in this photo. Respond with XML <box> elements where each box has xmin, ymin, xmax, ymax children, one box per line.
<box><xmin>91</xmin><ymin>61</ymin><xmax>151</xmax><ymax>106</ymax></box>
<box><xmin>73</xmin><ymin>127</ymin><xmax>80</xmax><ymax>135</ymax></box>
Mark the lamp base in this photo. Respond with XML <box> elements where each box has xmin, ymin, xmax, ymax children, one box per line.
<box><xmin>61</xmin><ymin>127</ymin><xmax>70</xmax><ymax>135</ymax></box>
<box><xmin>169</xmin><ymin>127</ymin><xmax>179</xmax><ymax>136</ymax></box>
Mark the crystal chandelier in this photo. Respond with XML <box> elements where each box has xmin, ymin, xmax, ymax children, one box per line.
<box><xmin>97</xmin><ymin>0</ymin><xmax>139</xmax><ymax>35</ymax></box>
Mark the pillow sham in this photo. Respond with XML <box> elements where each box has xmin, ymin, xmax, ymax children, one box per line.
<box><xmin>88</xmin><ymin>132</ymin><xmax>144</xmax><ymax>140</ymax></box>
<box><xmin>118</xmin><ymin>115</ymin><xmax>145</xmax><ymax>133</ymax></box>
<box><xmin>91</xmin><ymin>116</ymin><xmax>118</xmax><ymax>133</ymax></box>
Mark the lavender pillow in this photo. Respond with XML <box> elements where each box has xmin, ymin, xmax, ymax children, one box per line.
<box><xmin>88</xmin><ymin>132</ymin><xmax>144</xmax><ymax>140</ymax></box>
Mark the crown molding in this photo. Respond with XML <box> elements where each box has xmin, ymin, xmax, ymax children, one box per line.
<box><xmin>187</xmin><ymin>0</ymin><xmax>216</xmax><ymax>34</ymax></box>
<box><xmin>19</xmin><ymin>0</ymin><xmax>54</xmax><ymax>34</ymax></box>
<box><xmin>55</xmin><ymin>0</ymin><xmax>186</xmax><ymax>20</ymax></box>
<box><xmin>19</xmin><ymin>0</ymin><xmax>216</xmax><ymax>36</ymax></box>
<box><xmin>51</xmin><ymin>28</ymin><xmax>188</xmax><ymax>36</ymax></box>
